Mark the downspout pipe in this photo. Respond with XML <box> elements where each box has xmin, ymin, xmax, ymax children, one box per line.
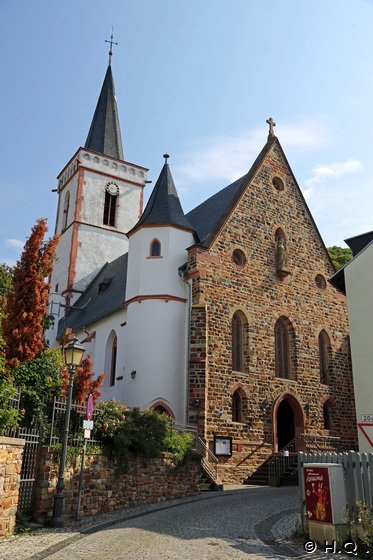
<box><xmin>178</xmin><ymin>262</ymin><xmax>192</xmax><ymax>424</ymax></box>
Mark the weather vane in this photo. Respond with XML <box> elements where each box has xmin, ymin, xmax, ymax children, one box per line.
<box><xmin>105</xmin><ymin>29</ymin><xmax>118</xmax><ymax>65</ymax></box>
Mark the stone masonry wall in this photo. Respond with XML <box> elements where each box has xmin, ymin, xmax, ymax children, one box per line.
<box><xmin>188</xmin><ymin>140</ymin><xmax>357</xmax><ymax>484</ymax></box>
<box><xmin>33</xmin><ymin>448</ymin><xmax>202</xmax><ymax>523</ymax></box>
<box><xmin>0</xmin><ymin>436</ymin><xmax>25</xmax><ymax>539</ymax></box>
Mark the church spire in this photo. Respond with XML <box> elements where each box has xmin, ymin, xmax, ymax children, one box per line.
<box><xmin>84</xmin><ymin>57</ymin><xmax>124</xmax><ymax>160</ymax></box>
<box><xmin>130</xmin><ymin>154</ymin><xmax>194</xmax><ymax>233</ymax></box>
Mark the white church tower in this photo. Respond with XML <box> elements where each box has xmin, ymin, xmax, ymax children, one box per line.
<box><xmin>50</xmin><ymin>53</ymin><xmax>147</xmax><ymax>316</ymax></box>
<box><xmin>123</xmin><ymin>155</ymin><xmax>195</xmax><ymax>422</ymax></box>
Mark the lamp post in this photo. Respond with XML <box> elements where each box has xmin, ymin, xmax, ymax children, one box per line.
<box><xmin>50</xmin><ymin>338</ymin><xmax>85</xmax><ymax>527</ymax></box>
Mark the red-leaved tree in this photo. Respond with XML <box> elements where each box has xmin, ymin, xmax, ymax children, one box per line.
<box><xmin>62</xmin><ymin>355</ymin><xmax>105</xmax><ymax>405</ymax></box>
<box><xmin>3</xmin><ymin>218</ymin><xmax>58</xmax><ymax>367</ymax></box>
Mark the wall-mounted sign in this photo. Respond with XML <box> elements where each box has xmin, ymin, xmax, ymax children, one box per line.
<box><xmin>214</xmin><ymin>436</ymin><xmax>232</xmax><ymax>456</ymax></box>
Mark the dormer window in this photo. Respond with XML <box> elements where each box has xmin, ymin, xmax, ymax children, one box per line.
<box><xmin>150</xmin><ymin>239</ymin><xmax>161</xmax><ymax>257</ymax></box>
<box><xmin>103</xmin><ymin>183</ymin><xmax>119</xmax><ymax>227</ymax></box>
<box><xmin>98</xmin><ymin>277</ymin><xmax>112</xmax><ymax>294</ymax></box>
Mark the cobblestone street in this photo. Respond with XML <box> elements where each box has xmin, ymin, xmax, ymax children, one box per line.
<box><xmin>0</xmin><ymin>486</ymin><xmax>316</xmax><ymax>560</ymax></box>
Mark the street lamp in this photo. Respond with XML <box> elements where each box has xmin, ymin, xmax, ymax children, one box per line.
<box><xmin>50</xmin><ymin>337</ymin><xmax>85</xmax><ymax>527</ymax></box>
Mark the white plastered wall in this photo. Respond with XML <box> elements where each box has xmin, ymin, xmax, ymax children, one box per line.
<box><xmin>344</xmin><ymin>243</ymin><xmax>373</xmax><ymax>452</ymax></box>
<box><xmin>126</xmin><ymin>226</ymin><xmax>194</xmax><ymax>299</ymax></box>
<box><xmin>123</xmin><ymin>299</ymin><xmax>188</xmax><ymax>422</ymax></box>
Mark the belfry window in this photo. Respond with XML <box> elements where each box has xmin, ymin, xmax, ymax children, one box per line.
<box><xmin>103</xmin><ymin>192</ymin><xmax>118</xmax><ymax>227</ymax></box>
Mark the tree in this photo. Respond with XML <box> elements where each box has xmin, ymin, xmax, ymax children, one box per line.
<box><xmin>2</xmin><ymin>219</ymin><xmax>58</xmax><ymax>367</ymax></box>
<box><xmin>328</xmin><ymin>246</ymin><xmax>353</xmax><ymax>270</ymax></box>
<box><xmin>0</xmin><ymin>263</ymin><xmax>13</xmax><ymax>377</ymax></box>
<box><xmin>62</xmin><ymin>355</ymin><xmax>105</xmax><ymax>405</ymax></box>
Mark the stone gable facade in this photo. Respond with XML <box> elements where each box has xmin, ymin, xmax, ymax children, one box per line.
<box><xmin>187</xmin><ymin>140</ymin><xmax>357</xmax><ymax>484</ymax></box>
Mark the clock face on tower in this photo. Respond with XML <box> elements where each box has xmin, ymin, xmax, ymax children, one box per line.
<box><xmin>106</xmin><ymin>182</ymin><xmax>119</xmax><ymax>196</ymax></box>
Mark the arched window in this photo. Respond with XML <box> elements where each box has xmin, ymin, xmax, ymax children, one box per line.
<box><xmin>110</xmin><ymin>335</ymin><xmax>117</xmax><ymax>387</ymax></box>
<box><xmin>275</xmin><ymin>316</ymin><xmax>295</xmax><ymax>379</ymax></box>
<box><xmin>323</xmin><ymin>400</ymin><xmax>332</xmax><ymax>430</ymax></box>
<box><xmin>150</xmin><ymin>239</ymin><xmax>161</xmax><ymax>257</ymax></box>
<box><xmin>232</xmin><ymin>390</ymin><xmax>244</xmax><ymax>422</ymax></box>
<box><xmin>153</xmin><ymin>405</ymin><xmax>170</xmax><ymax>416</ymax></box>
<box><xmin>319</xmin><ymin>330</ymin><xmax>331</xmax><ymax>384</ymax></box>
<box><xmin>62</xmin><ymin>192</ymin><xmax>70</xmax><ymax>230</ymax></box>
<box><xmin>105</xmin><ymin>331</ymin><xmax>118</xmax><ymax>388</ymax></box>
<box><xmin>232</xmin><ymin>311</ymin><xmax>248</xmax><ymax>372</ymax></box>
<box><xmin>103</xmin><ymin>192</ymin><xmax>118</xmax><ymax>227</ymax></box>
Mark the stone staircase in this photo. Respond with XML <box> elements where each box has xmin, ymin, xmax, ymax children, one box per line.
<box><xmin>244</xmin><ymin>457</ymin><xmax>272</xmax><ymax>486</ymax></box>
<box><xmin>196</xmin><ymin>437</ymin><xmax>223</xmax><ymax>491</ymax></box>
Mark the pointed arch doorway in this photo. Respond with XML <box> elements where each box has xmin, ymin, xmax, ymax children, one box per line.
<box><xmin>273</xmin><ymin>394</ymin><xmax>304</xmax><ymax>452</ymax></box>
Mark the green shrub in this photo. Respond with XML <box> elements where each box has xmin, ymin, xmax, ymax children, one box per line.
<box><xmin>95</xmin><ymin>399</ymin><xmax>128</xmax><ymax>442</ymax></box>
<box><xmin>93</xmin><ymin>402</ymin><xmax>197</xmax><ymax>469</ymax></box>
<box><xmin>0</xmin><ymin>378</ymin><xmax>23</xmax><ymax>433</ymax></box>
<box><xmin>164</xmin><ymin>431</ymin><xmax>196</xmax><ymax>463</ymax></box>
<box><xmin>113</xmin><ymin>408</ymin><xmax>168</xmax><ymax>461</ymax></box>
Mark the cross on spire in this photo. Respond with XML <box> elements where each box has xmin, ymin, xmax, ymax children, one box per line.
<box><xmin>266</xmin><ymin>117</ymin><xmax>276</xmax><ymax>137</ymax></box>
<box><xmin>105</xmin><ymin>30</ymin><xmax>118</xmax><ymax>66</ymax></box>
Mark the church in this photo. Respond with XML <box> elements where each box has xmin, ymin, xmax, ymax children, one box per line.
<box><xmin>48</xmin><ymin>55</ymin><xmax>357</xmax><ymax>483</ymax></box>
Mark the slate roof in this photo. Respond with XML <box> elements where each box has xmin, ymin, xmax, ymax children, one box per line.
<box><xmin>57</xmin><ymin>253</ymin><xmax>128</xmax><ymax>340</ymax></box>
<box><xmin>62</xmin><ymin>134</ymin><xmax>325</xmax><ymax>333</ymax></box>
<box><xmin>129</xmin><ymin>160</ymin><xmax>194</xmax><ymax>234</ymax></box>
<box><xmin>330</xmin><ymin>231</ymin><xmax>373</xmax><ymax>294</ymax></box>
<box><xmin>344</xmin><ymin>230</ymin><xmax>373</xmax><ymax>257</ymax></box>
<box><xmin>84</xmin><ymin>65</ymin><xmax>124</xmax><ymax>160</ymax></box>
<box><xmin>186</xmin><ymin>136</ymin><xmax>276</xmax><ymax>246</ymax></box>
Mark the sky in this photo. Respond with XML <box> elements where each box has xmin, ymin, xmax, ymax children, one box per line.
<box><xmin>1</xmin><ymin>0</ymin><xmax>373</xmax><ymax>265</ymax></box>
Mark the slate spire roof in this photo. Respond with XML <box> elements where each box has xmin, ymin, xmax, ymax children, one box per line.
<box><xmin>84</xmin><ymin>64</ymin><xmax>124</xmax><ymax>160</ymax></box>
<box><xmin>130</xmin><ymin>155</ymin><xmax>194</xmax><ymax>234</ymax></box>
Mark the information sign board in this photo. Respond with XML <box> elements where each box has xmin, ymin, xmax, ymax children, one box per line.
<box><xmin>213</xmin><ymin>436</ymin><xmax>232</xmax><ymax>456</ymax></box>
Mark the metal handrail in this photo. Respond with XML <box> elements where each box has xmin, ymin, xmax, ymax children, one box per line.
<box><xmin>268</xmin><ymin>433</ymin><xmax>341</xmax><ymax>484</ymax></box>
<box><xmin>196</xmin><ymin>436</ymin><xmax>219</xmax><ymax>483</ymax></box>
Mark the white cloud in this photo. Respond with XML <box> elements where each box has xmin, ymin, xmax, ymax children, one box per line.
<box><xmin>4</xmin><ymin>238</ymin><xmax>24</xmax><ymax>251</ymax></box>
<box><xmin>301</xmin><ymin>187</ymin><xmax>314</xmax><ymax>200</ymax></box>
<box><xmin>175</xmin><ymin>117</ymin><xmax>330</xmax><ymax>191</ymax></box>
<box><xmin>305</xmin><ymin>159</ymin><xmax>363</xmax><ymax>186</ymax></box>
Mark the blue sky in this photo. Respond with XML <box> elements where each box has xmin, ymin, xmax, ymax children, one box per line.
<box><xmin>1</xmin><ymin>0</ymin><xmax>373</xmax><ymax>264</ymax></box>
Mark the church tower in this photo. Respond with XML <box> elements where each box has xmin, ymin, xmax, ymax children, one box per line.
<box><xmin>50</xmin><ymin>52</ymin><xmax>148</xmax><ymax>313</ymax></box>
<box><xmin>123</xmin><ymin>155</ymin><xmax>195</xmax><ymax>422</ymax></box>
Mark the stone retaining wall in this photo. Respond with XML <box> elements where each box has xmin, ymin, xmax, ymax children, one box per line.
<box><xmin>0</xmin><ymin>436</ymin><xmax>25</xmax><ymax>539</ymax></box>
<box><xmin>33</xmin><ymin>447</ymin><xmax>202</xmax><ymax>523</ymax></box>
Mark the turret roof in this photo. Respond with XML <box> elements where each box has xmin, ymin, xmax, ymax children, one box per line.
<box><xmin>129</xmin><ymin>157</ymin><xmax>194</xmax><ymax>234</ymax></box>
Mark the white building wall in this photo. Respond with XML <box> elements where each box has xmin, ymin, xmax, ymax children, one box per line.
<box><xmin>126</xmin><ymin>227</ymin><xmax>194</xmax><ymax>299</ymax></box>
<box><xmin>74</xmin><ymin>225</ymin><xmax>127</xmax><ymax>292</ymax></box>
<box><xmin>73</xmin><ymin>310</ymin><xmax>127</xmax><ymax>402</ymax></box>
<box><xmin>80</xmin><ymin>169</ymin><xmax>142</xmax><ymax>232</ymax></box>
<box><xmin>123</xmin><ymin>299</ymin><xmax>187</xmax><ymax>422</ymax></box>
<box><xmin>72</xmin><ymin>300</ymin><xmax>187</xmax><ymax>423</ymax></box>
<box><xmin>345</xmin><ymin>243</ymin><xmax>373</xmax><ymax>453</ymax></box>
<box><xmin>56</xmin><ymin>176</ymin><xmax>79</xmax><ymax>233</ymax></box>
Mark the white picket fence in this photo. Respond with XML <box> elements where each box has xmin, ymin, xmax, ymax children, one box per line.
<box><xmin>299</xmin><ymin>450</ymin><xmax>373</xmax><ymax>515</ymax></box>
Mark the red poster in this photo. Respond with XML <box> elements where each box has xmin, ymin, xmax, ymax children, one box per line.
<box><xmin>304</xmin><ymin>467</ymin><xmax>333</xmax><ymax>524</ymax></box>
